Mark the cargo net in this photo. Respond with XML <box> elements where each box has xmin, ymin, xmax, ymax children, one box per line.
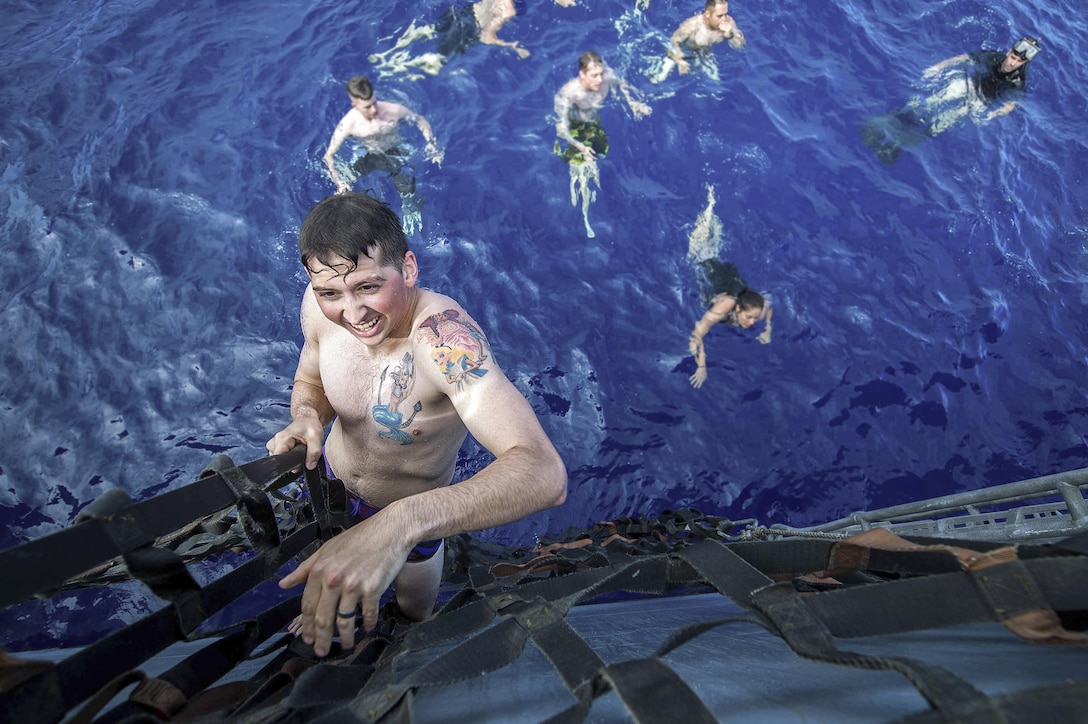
<box><xmin>2</xmin><ymin>452</ymin><xmax>1088</xmax><ymax>723</ymax></box>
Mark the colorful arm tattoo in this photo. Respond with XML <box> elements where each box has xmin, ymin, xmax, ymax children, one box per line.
<box><xmin>417</xmin><ymin>309</ymin><xmax>491</xmax><ymax>388</ymax></box>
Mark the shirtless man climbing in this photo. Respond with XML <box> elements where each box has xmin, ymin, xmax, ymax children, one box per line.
<box><xmin>268</xmin><ymin>193</ymin><xmax>567</xmax><ymax>657</ymax></box>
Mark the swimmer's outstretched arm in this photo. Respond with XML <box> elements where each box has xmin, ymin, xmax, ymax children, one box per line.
<box><xmin>615</xmin><ymin>76</ymin><xmax>652</xmax><ymax>119</ymax></box>
<box><xmin>985</xmin><ymin>101</ymin><xmax>1017</xmax><ymax>121</ymax></box>
<box><xmin>666</xmin><ymin>17</ymin><xmax>699</xmax><ymax>75</ymax></box>
<box><xmin>323</xmin><ymin>114</ymin><xmax>356</xmax><ymax>194</ymax></box>
<box><xmin>479</xmin><ymin>33</ymin><xmax>530</xmax><ymax>59</ymax></box>
<box><xmin>688</xmin><ymin>300</ymin><xmax>732</xmax><ymax>388</ymax></box>
<box><xmin>477</xmin><ymin>0</ymin><xmax>530</xmax><ymax>59</ymax></box>
<box><xmin>406</xmin><ymin>109</ymin><xmax>444</xmax><ymax>165</ymax></box>
<box><xmin>922</xmin><ymin>53</ymin><xmax>970</xmax><ymax>78</ymax></box>
<box><xmin>757</xmin><ymin>304</ymin><xmax>773</xmax><ymax>345</ymax></box>
<box><xmin>727</xmin><ymin>20</ymin><xmax>746</xmax><ymax>50</ymax></box>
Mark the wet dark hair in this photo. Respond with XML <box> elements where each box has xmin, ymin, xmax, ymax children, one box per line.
<box><xmin>299</xmin><ymin>193</ymin><xmax>409</xmax><ymax>274</ymax></box>
<box><xmin>579</xmin><ymin>50</ymin><xmax>604</xmax><ymax>72</ymax></box>
<box><xmin>705</xmin><ymin>0</ymin><xmax>727</xmax><ymax>9</ymax></box>
<box><xmin>736</xmin><ymin>288</ymin><xmax>765</xmax><ymax>311</ymax></box>
<box><xmin>346</xmin><ymin>75</ymin><xmax>374</xmax><ymax>100</ymax></box>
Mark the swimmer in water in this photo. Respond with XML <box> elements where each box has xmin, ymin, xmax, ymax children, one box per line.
<box><xmin>656</xmin><ymin>0</ymin><xmax>745</xmax><ymax>82</ymax></box>
<box><xmin>862</xmin><ymin>36</ymin><xmax>1041</xmax><ymax>164</ymax></box>
<box><xmin>369</xmin><ymin>0</ymin><xmax>574</xmax><ymax>77</ymax></box>
<box><xmin>686</xmin><ymin>187</ymin><xmax>772</xmax><ymax>389</ymax></box>
<box><xmin>322</xmin><ymin>75</ymin><xmax>442</xmax><ymax>233</ymax></box>
<box><xmin>553</xmin><ymin>50</ymin><xmax>651</xmax><ymax>237</ymax></box>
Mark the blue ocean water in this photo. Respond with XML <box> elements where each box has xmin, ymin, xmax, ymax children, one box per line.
<box><xmin>2</xmin><ymin>0</ymin><xmax>1086</xmax><ymax>648</ymax></box>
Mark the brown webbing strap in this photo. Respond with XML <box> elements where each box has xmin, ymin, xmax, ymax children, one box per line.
<box><xmin>965</xmin><ymin>546</ymin><xmax>1088</xmax><ymax>645</ymax></box>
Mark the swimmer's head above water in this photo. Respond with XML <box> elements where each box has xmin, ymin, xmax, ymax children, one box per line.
<box><xmin>345</xmin><ymin>75</ymin><xmax>379</xmax><ymax>120</ymax></box>
<box><xmin>998</xmin><ymin>36</ymin><xmax>1039</xmax><ymax>75</ymax></box>
<box><xmin>1011</xmin><ymin>37</ymin><xmax>1041</xmax><ymax>62</ymax></box>
<box><xmin>734</xmin><ymin>289</ymin><xmax>766</xmax><ymax>328</ymax></box>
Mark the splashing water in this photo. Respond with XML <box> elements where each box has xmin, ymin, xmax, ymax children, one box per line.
<box><xmin>568</xmin><ymin>160</ymin><xmax>600</xmax><ymax>239</ymax></box>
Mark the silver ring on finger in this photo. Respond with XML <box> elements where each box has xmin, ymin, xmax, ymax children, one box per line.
<box><xmin>336</xmin><ymin>608</ymin><xmax>356</xmax><ymax>619</ymax></box>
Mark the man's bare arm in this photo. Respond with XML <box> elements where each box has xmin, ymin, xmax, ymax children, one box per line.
<box><xmin>553</xmin><ymin>87</ymin><xmax>578</xmax><ymax>145</ymax></box>
<box><xmin>688</xmin><ymin>298</ymin><xmax>732</xmax><ymax>388</ymax></box>
<box><xmin>323</xmin><ymin>115</ymin><xmax>355</xmax><ymax>194</ymax></box>
<box><xmin>266</xmin><ymin>292</ymin><xmax>335</xmax><ymax>468</ymax></box>
<box><xmin>757</xmin><ymin>304</ymin><xmax>773</xmax><ymax>344</ymax></box>
<box><xmin>985</xmin><ymin>101</ymin><xmax>1017</xmax><ymax>121</ymax></box>
<box><xmin>477</xmin><ymin>0</ymin><xmax>530</xmax><ymax>58</ymax></box>
<box><xmin>727</xmin><ymin>20</ymin><xmax>746</xmax><ymax>49</ymax></box>
<box><xmin>667</xmin><ymin>16</ymin><xmax>698</xmax><ymax>72</ymax></box>
<box><xmin>615</xmin><ymin>76</ymin><xmax>652</xmax><ymax>119</ymax></box>
<box><xmin>403</xmin><ymin>106</ymin><xmax>443</xmax><ymax>165</ymax></box>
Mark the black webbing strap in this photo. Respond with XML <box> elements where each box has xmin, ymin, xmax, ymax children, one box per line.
<box><xmin>970</xmin><ymin>553</ymin><xmax>1057</xmax><ymax>620</ymax></box>
<box><xmin>676</xmin><ymin>538</ymin><xmax>776</xmax><ymax>606</ymax></box>
<box><xmin>751</xmin><ymin>581</ymin><xmax>995</xmax><ymax>715</ymax></box>
<box><xmin>305</xmin><ymin>462</ymin><xmax>350</xmax><ymax>542</ymax></box>
<box><xmin>728</xmin><ymin>536</ymin><xmax>964</xmax><ymax>579</ymax></box>
<box><xmin>678</xmin><ymin>534</ymin><xmax>1088</xmax><ymax>641</ymax></box>
<box><xmin>265</xmin><ymin>560</ymin><xmax>656</xmax><ymax>722</ymax></box>
<box><xmin>343</xmin><ymin>594</ymin><xmax>583</xmax><ymax>720</ymax></box>
<box><xmin>725</xmin><ymin>538</ymin><xmax>838</xmax><ymax>577</ymax></box>
<box><xmin>677</xmin><ymin>539</ymin><xmax>995</xmax><ymax>716</ymax></box>
<box><xmin>342</xmin><ymin>557</ymin><xmax>708</xmax><ymax>723</ymax></box>
<box><xmin>508</xmin><ymin>598</ymin><xmax>604</xmax><ymax>693</ymax></box>
<box><xmin>894</xmin><ymin>677</ymin><xmax>1088</xmax><ymax>723</ymax></box>
<box><xmin>599</xmin><ymin>658</ymin><xmax>717</xmax><ymax>724</ymax></box>
<box><xmin>204</xmin><ymin>454</ymin><xmax>281</xmax><ymax>552</ymax></box>
<box><xmin>805</xmin><ymin>571</ymin><xmax>993</xmax><ymax>637</ymax></box>
<box><xmin>66</xmin><ymin>670</ymin><xmax>147</xmax><ymax>724</ymax></box>
<box><xmin>0</xmin><ymin>448</ymin><xmax>305</xmax><ymax>607</ymax></box>
<box><xmin>309</xmin><ymin>616</ymin><xmax>529</xmax><ymax>723</ymax></box>
<box><xmin>277</xmin><ymin>662</ymin><xmax>379</xmax><ymax>722</ymax></box>
<box><xmin>92</xmin><ymin>597</ymin><xmax>301</xmax><ymax>724</ymax></box>
<box><xmin>0</xmin><ymin>604</ymin><xmax>179</xmax><ymax>724</ymax></box>
<box><xmin>1029</xmin><ymin>556</ymin><xmax>1088</xmax><ymax>608</ymax></box>
<box><xmin>320</xmin><ymin>586</ymin><xmax>717</xmax><ymax>724</ymax></box>
<box><xmin>0</xmin><ymin>521</ymin><xmax>320</xmax><ymax>724</ymax></box>
<box><xmin>396</xmin><ymin>566</ymin><xmax>621</xmax><ymax>656</ymax></box>
<box><xmin>121</xmin><ymin>544</ymin><xmax>207</xmax><ymax>633</ymax></box>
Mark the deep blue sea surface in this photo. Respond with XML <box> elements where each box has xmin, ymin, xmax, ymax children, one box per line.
<box><xmin>2</xmin><ymin>0</ymin><xmax>1087</xmax><ymax>648</ymax></box>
